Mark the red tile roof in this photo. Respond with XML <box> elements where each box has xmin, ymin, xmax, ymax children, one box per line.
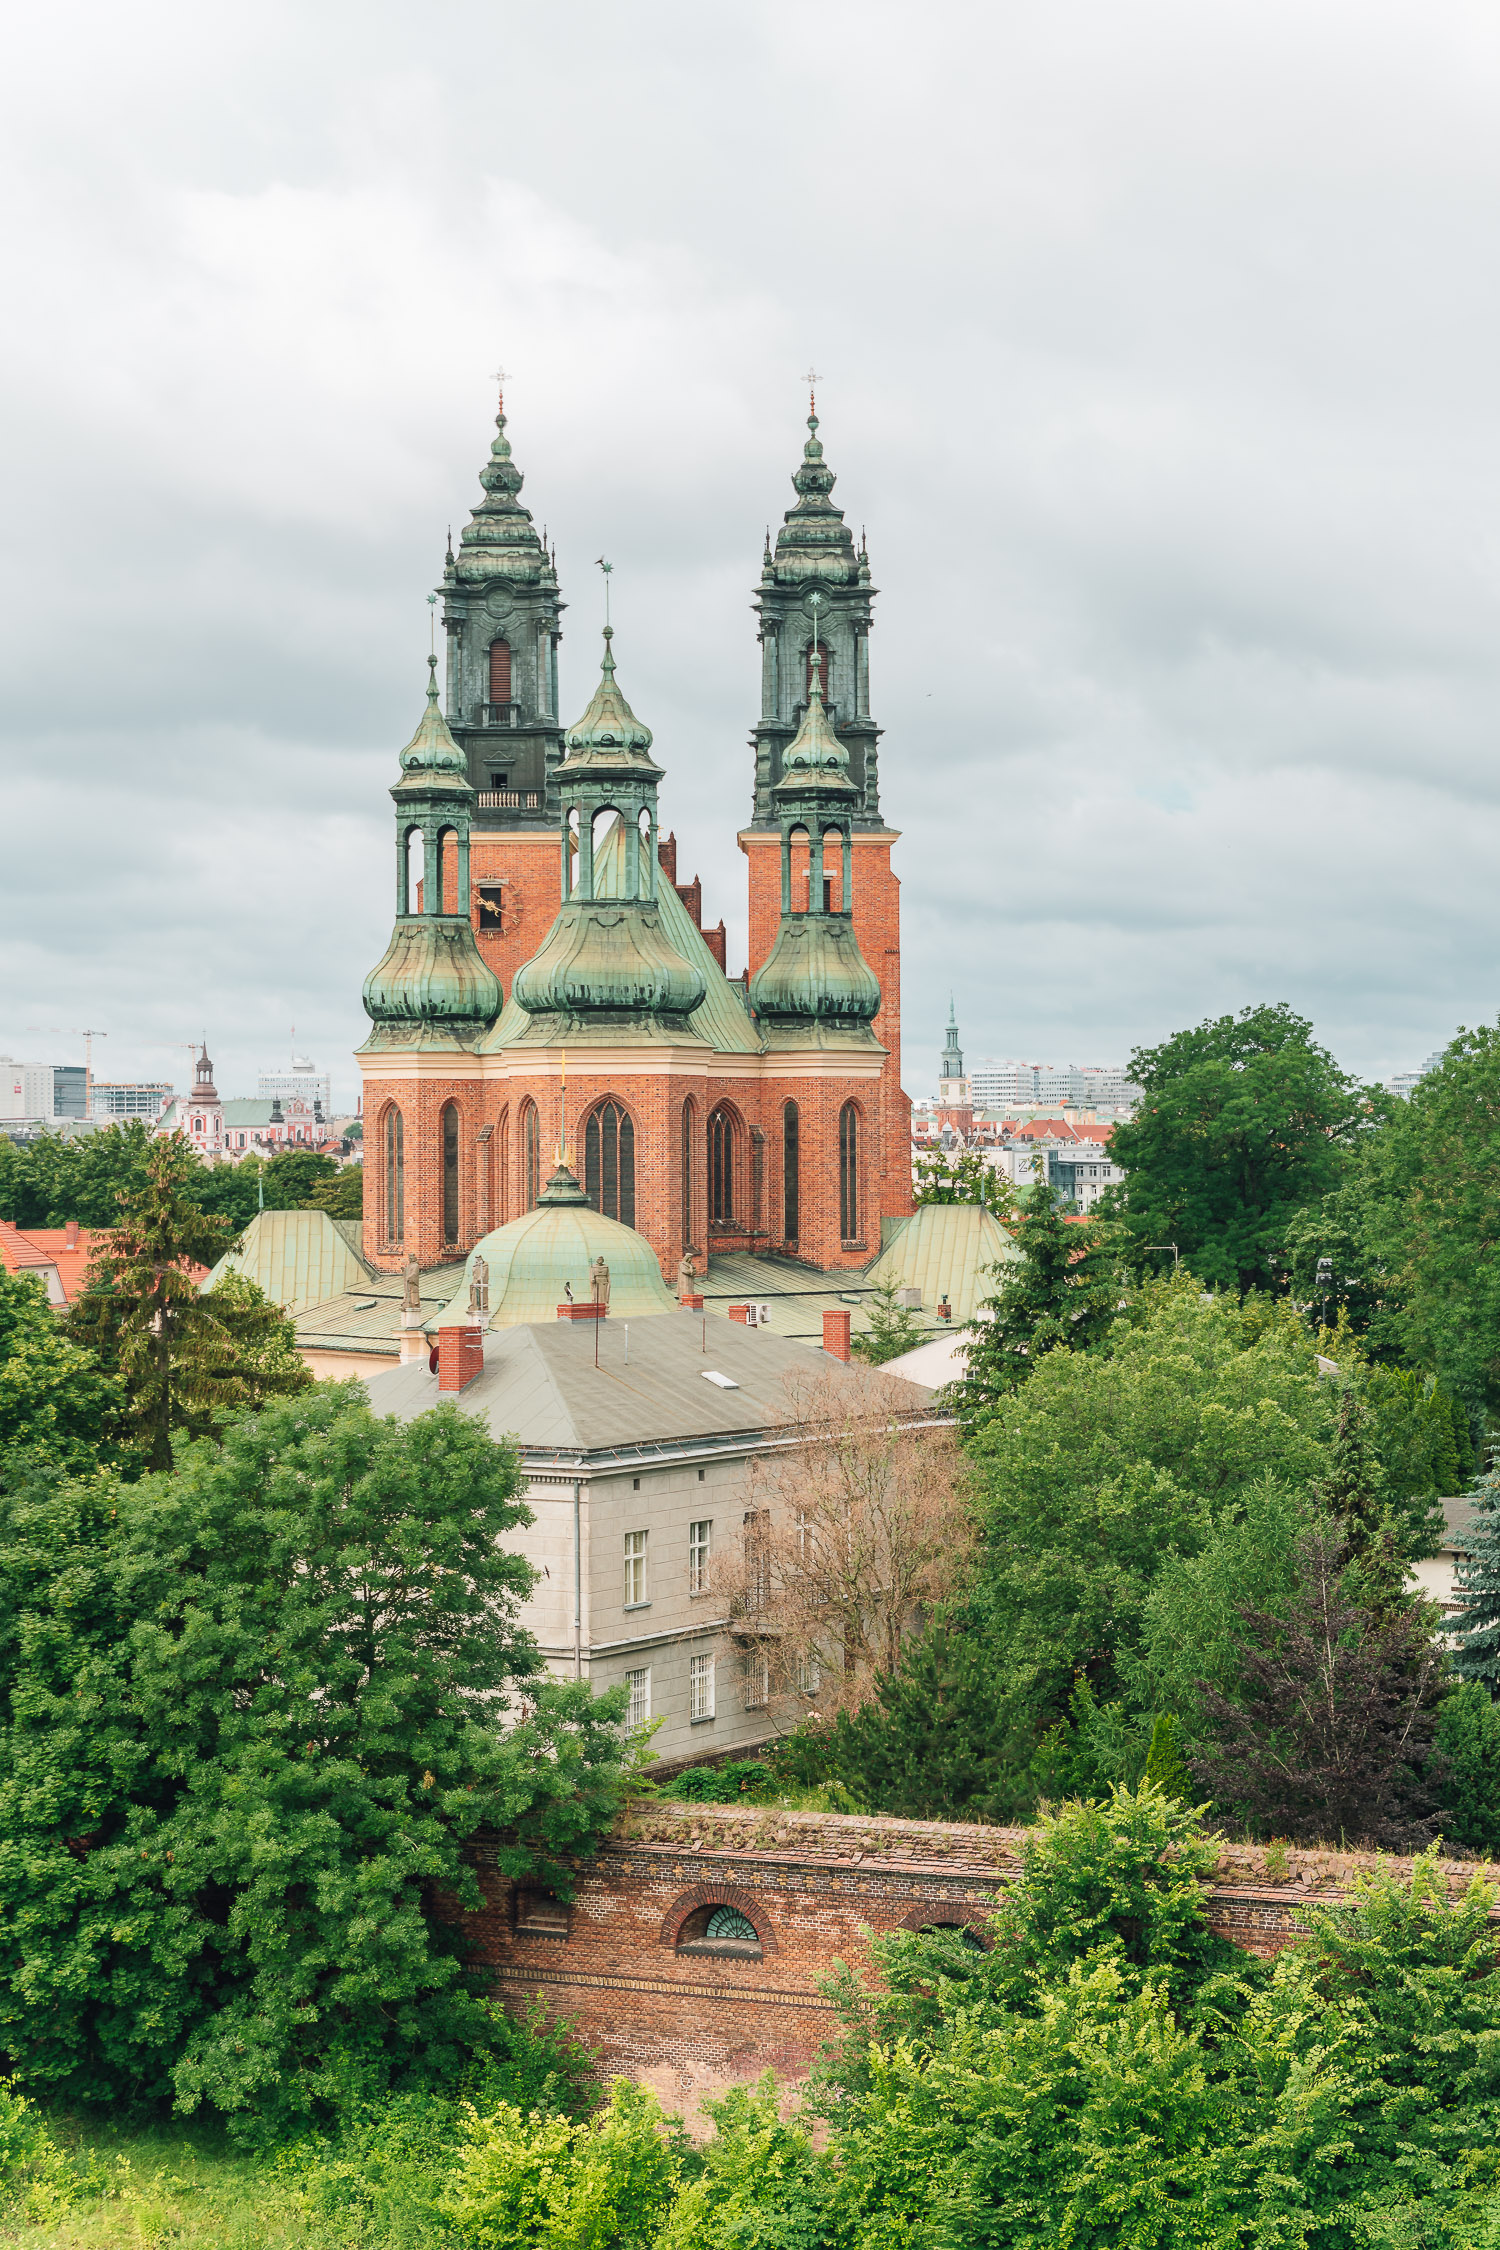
<box><xmin>0</xmin><ymin>1224</ymin><xmax>110</xmax><ymax>1306</ymax></box>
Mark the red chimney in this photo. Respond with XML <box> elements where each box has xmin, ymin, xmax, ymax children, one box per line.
<box><xmin>657</xmin><ymin>830</ymin><xmax>678</xmax><ymax>884</ymax></box>
<box><xmin>674</xmin><ymin>874</ymin><xmax>702</xmax><ymax>929</ymax></box>
<box><xmin>704</xmin><ymin>920</ymin><xmax>727</xmax><ymax>972</ymax></box>
<box><xmin>728</xmin><ymin>1303</ymin><xmax>750</xmax><ymax>1324</ymax></box>
<box><xmin>822</xmin><ymin>1309</ymin><xmax>852</xmax><ymax>1362</ymax></box>
<box><xmin>64</xmin><ymin>1220</ymin><xmax>80</xmax><ymax>1249</ymax></box>
<box><xmin>437</xmin><ymin>1325</ymin><xmax>485</xmax><ymax>1391</ymax></box>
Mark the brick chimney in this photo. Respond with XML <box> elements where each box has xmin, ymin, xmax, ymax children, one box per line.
<box><xmin>437</xmin><ymin>1325</ymin><xmax>486</xmax><ymax>1391</ymax></box>
<box><xmin>822</xmin><ymin>1309</ymin><xmax>852</xmax><ymax>1362</ymax></box>
<box><xmin>64</xmin><ymin>1220</ymin><xmax>80</xmax><ymax>1249</ymax></box>
<box><xmin>728</xmin><ymin>1303</ymin><xmax>750</xmax><ymax>1324</ymax></box>
<box><xmin>704</xmin><ymin>920</ymin><xmax>727</xmax><ymax>972</ymax></box>
<box><xmin>657</xmin><ymin>830</ymin><xmax>677</xmax><ymax>885</ymax></box>
<box><xmin>674</xmin><ymin>874</ymin><xmax>702</xmax><ymax>928</ymax></box>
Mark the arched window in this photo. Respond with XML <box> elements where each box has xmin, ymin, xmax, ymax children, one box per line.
<box><xmin>488</xmin><ymin>638</ymin><xmax>512</xmax><ymax>705</ymax></box>
<box><xmin>384</xmin><ymin>1107</ymin><xmax>404</xmax><ymax>1247</ymax></box>
<box><xmin>782</xmin><ymin>1101</ymin><xmax>800</xmax><ymax>1243</ymax></box>
<box><xmin>804</xmin><ymin>643</ymin><xmax>831</xmax><ymax>702</ymax></box>
<box><xmin>680</xmin><ymin>1097</ymin><xmax>696</xmax><ymax>1253</ymax></box>
<box><xmin>441</xmin><ymin>1102</ymin><xmax>460</xmax><ymax>1245</ymax></box>
<box><xmin>494</xmin><ymin>1110</ymin><xmax>510</xmax><ymax>1226</ymax></box>
<box><xmin>839</xmin><ymin>1102</ymin><xmax>860</xmax><ymax>1242</ymax></box>
<box><xmin>584</xmin><ymin>1100</ymin><xmax>636</xmax><ymax>1227</ymax></box>
<box><xmin>521</xmin><ymin>1100</ymin><xmax>540</xmax><ymax>1211</ymax></box>
<box><xmin>708</xmin><ymin>1107</ymin><xmax>736</xmax><ymax>1228</ymax></box>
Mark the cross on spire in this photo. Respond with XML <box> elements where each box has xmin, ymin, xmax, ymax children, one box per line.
<box><xmin>492</xmin><ymin>364</ymin><xmax>508</xmax><ymax>414</ymax></box>
<box><xmin>803</xmin><ymin>364</ymin><xmax>820</xmax><ymax>415</ymax></box>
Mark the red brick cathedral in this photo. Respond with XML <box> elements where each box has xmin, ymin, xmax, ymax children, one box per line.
<box><xmin>357</xmin><ymin>390</ymin><xmax>911</xmax><ymax>1280</ymax></box>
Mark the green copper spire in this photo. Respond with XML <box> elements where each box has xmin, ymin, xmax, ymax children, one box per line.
<box><xmin>556</xmin><ymin>627</ymin><xmax>662</xmax><ymax>774</ymax></box>
<box><xmin>359</xmin><ymin>661</ymin><xmax>502</xmax><ymax>1043</ymax></box>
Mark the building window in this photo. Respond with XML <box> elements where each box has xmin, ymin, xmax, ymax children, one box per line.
<box><xmin>476</xmin><ymin>884</ymin><xmax>505</xmax><ymax>933</ymax></box>
<box><xmin>689</xmin><ymin>1519</ymin><xmax>712</xmax><ymax>1595</ymax></box>
<box><xmin>522</xmin><ymin>1100</ymin><xmax>540</xmax><ymax>1210</ymax></box>
<box><xmin>680</xmin><ymin>1097</ymin><xmax>695</xmax><ymax>1253</ymax></box>
<box><xmin>489</xmin><ymin>638</ymin><xmax>512</xmax><ymax>704</ymax></box>
<box><xmin>624</xmin><ymin>1529</ymin><xmax>648</xmax><ymax>1608</ymax></box>
<box><xmin>782</xmin><ymin>1102</ymin><xmax>799</xmax><ymax>1241</ymax></box>
<box><xmin>441</xmin><ymin>1102</ymin><xmax>460</xmax><ymax>1245</ymax></box>
<box><xmin>745</xmin><ymin>1653</ymin><xmax>771</xmax><ymax>1709</ymax></box>
<box><xmin>625</xmin><ymin>1667</ymin><xmax>651</xmax><ymax>1728</ymax></box>
<box><xmin>744</xmin><ymin>1508</ymin><xmax>771</xmax><ymax>1612</ymax></box>
<box><xmin>708</xmin><ymin>1106</ymin><xmax>736</xmax><ymax>1227</ymax></box>
<box><xmin>584</xmin><ymin>1100</ymin><xmax>635</xmax><ymax>1227</ymax></box>
<box><xmin>675</xmin><ymin>1900</ymin><xmax>761</xmax><ymax>1957</ymax></box>
<box><xmin>493</xmin><ymin>1110</ymin><xmax>509</xmax><ymax>1226</ymax></box>
<box><xmin>384</xmin><ymin>1107</ymin><xmax>404</xmax><ymax>1247</ymax></box>
<box><xmin>839</xmin><ymin>1101</ymin><xmax>860</xmax><ymax>1241</ymax></box>
<box><xmin>689</xmin><ymin>1652</ymin><xmax>715</xmax><ymax>1722</ymax></box>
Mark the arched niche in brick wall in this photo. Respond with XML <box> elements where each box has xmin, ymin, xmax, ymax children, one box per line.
<box><xmin>895</xmin><ymin>1902</ymin><xmax>994</xmax><ymax>1950</ymax></box>
<box><xmin>661</xmin><ymin>1884</ymin><xmax>777</xmax><ymax>1959</ymax></box>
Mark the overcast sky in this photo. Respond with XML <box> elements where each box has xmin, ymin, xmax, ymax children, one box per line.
<box><xmin>3</xmin><ymin>0</ymin><xmax>1499</xmax><ymax>1109</ymax></box>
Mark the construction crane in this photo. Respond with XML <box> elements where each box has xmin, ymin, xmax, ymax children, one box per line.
<box><xmin>24</xmin><ymin>1026</ymin><xmax>107</xmax><ymax>1120</ymax></box>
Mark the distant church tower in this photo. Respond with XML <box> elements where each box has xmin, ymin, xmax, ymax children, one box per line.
<box><xmin>740</xmin><ymin>397</ymin><xmax>910</xmax><ymax>1229</ymax></box>
<box><xmin>937</xmin><ymin>998</ymin><xmax>970</xmax><ymax>1107</ymax></box>
<box><xmin>441</xmin><ymin>385</ymin><xmax>566</xmax><ymax>1003</ymax></box>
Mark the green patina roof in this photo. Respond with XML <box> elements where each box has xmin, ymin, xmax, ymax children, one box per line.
<box><xmin>392</xmin><ymin>657</ymin><xmax>470</xmax><ymax>794</ymax></box>
<box><xmin>865</xmin><ymin>1204</ymin><xmax>1020</xmax><ymax>1320</ymax></box>
<box><xmin>482</xmin><ymin>816</ymin><xmax>762</xmax><ymax>1054</ymax></box>
<box><xmin>556</xmin><ymin>629</ymin><xmax>662</xmax><ymax>776</ymax></box>
<box><xmin>440</xmin><ymin>1162</ymin><xmax>678</xmax><ymax>1325</ymax></box>
<box><xmin>361</xmin><ymin>917</ymin><xmax>502</xmax><ymax>1035</ymax></box>
<box><xmin>205</xmin><ymin>1209</ymin><xmax>372</xmax><ymax>1314</ymax></box>
<box><xmin>449</xmin><ymin>400</ymin><xmax>557</xmax><ymax>591</ymax></box>
<box><xmin>772</xmin><ymin>648</ymin><xmax>857</xmax><ymax>799</ymax></box>
<box><xmin>748</xmin><ymin>912</ymin><xmax>881</xmax><ymax>1038</ymax></box>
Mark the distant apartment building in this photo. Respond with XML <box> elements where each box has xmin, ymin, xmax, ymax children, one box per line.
<box><xmin>93</xmin><ymin>1081</ymin><xmax>173</xmax><ymax>1117</ymax></box>
<box><xmin>1385</xmin><ymin>1049</ymin><xmax>1447</xmax><ymax>1098</ymax></box>
<box><xmin>258</xmin><ymin>1056</ymin><xmax>333</xmax><ymax>1113</ymax></box>
<box><xmin>969</xmin><ymin>1059</ymin><xmax>1142</xmax><ymax>1111</ymax></box>
<box><xmin>0</xmin><ymin>1060</ymin><xmax>87</xmax><ymax>1121</ymax></box>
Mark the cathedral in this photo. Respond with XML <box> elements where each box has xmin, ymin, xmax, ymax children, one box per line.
<box><xmin>356</xmin><ymin>389</ymin><xmax>911</xmax><ymax>1282</ymax></box>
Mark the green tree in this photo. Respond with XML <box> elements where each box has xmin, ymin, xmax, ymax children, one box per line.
<box><xmin>1451</xmin><ymin>1468</ymin><xmax>1500</xmax><ymax>1689</ymax></box>
<box><xmin>948</xmin><ymin>1178</ymin><xmax>1117</xmax><ymax>1427</ymax></box>
<box><xmin>189</xmin><ymin>1156</ymin><xmax>268</xmax><ymax>1230</ymax></box>
<box><xmin>311</xmin><ymin>1165</ymin><xmax>363</xmax><ymax>1220</ymax></box>
<box><xmin>260</xmin><ymin>1148</ymin><xmax>341</xmax><ymax>1209</ymax></box>
<box><xmin>912</xmin><ymin>1145</ymin><xmax>1015</xmax><ymax>1215</ymax></box>
<box><xmin>444</xmin><ymin>2078</ymin><xmax>685</xmax><ymax>2250</ymax></box>
<box><xmin>1363</xmin><ymin>1363</ymin><xmax>1473</xmax><ymax>1508</ymax></box>
<box><xmin>850</xmin><ymin>1275</ymin><xmax>924</xmax><ymax>1365</ymax></box>
<box><xmin>66</xmin><ymin>1135</ymin><xmax>309</xmax><ymax>1469</ymax></box>
<box><xmin>1434</xmin><ymin>1681</ymin><xmax>1500</xmax><ymax>1855</ymax></box>
<box><xmin>0</xmin><ymin>1268</ymin><xmax>126</xmax><ymax>1476</ymax></box>
<box><xmin>0</xmin><ymin>1119</ymin><xmax>157</xmax><ymax>1230</ymax></box>
<box><xmin>1104</xmin><ymin>1001</ymin><xmax>1371</xmax><ymax>1296</ymax></box>
<box><xmin>0</xmin><ymin>1388</ymin><xmax>634</xmax><ymax>2130</ymax></box>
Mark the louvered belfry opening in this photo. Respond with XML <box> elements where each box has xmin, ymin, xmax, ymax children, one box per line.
<box><xmin>584</xmin><ymin>1099</ymin><xmax>636</xmax><ymax>1228</ymax></box>
<box><xmin>488</xmin><ymin>638</ymin><xmax>512</xmax><ymax>705</ymax></box>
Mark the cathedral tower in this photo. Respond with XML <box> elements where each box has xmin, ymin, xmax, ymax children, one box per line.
<box><xmin>441</xmin><ymin>386</ymin><xmax>566</xmax><ymax>1001</ymax></box>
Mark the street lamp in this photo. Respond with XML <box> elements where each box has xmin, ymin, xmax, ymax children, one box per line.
<box><xmin>1143</xmin><ymin>1242</ymin><xmax>1179</xmax><ymax>1270</ymax></box>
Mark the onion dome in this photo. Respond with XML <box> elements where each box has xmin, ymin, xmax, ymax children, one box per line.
<box><xmin>447</xmin><ymin>396</ymin><xmax>556</xmax><ymax>590</ymax></box>
<box><xmin>748</xmin><ymin>912</ymin><xmax>881</xmax><ymax>1032</ymax></box>
<box><xmin>556</xmin><ymin>627</ymin><xmax>663</xmax><ymax>777</ymax></box>
<box><xmin>392</xmin><ymin>656</ymin><xmax>468</xmax><ymax>791</ymax></box>
<box><xmin>770</xmin><ymin>411</ymin><xmax>861</xmax><ymax>588</ymax></box>
<box><xmin>439</xmin><ymin>1161</ymin><xmax>679</xmax><ymax>1325</ymax></box>
<box><xmin>511</xmin><ymin>894</ymin><xmax>706</xmax><ymax>1028</ymax></box>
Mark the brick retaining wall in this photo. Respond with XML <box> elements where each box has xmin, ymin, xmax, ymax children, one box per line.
<box><xmin>463</xmin><ymin>1805</ymin><xmax>1500</xmax><ymax>2117</ymax></box>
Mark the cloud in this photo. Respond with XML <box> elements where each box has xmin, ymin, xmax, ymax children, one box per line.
<box><xmin>2</xmin><ymin>0</ymin><xmax>1499</xmax><ymax>1104</ymax></box>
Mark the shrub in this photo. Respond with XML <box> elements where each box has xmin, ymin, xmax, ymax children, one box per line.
<box><xmin>442</xmin><ymin>2077</ymin><xmax>685</xmax><ymax>2250</ymax></box>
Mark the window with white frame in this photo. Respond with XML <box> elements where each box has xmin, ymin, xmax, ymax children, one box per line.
<box><xmin>689</xmin><ymin>1652</ymin><xmax>716</xmax><ymax>1722</ymax></box>
<box><xmin>689</xmin><ymin>1519</ymin><xmax>712</xmax><ymax>1595</ymax></box>
<box><xmin>624</xmin><ymin>1529</ymin><xmax>648</xmax><ymax>1608</ymax></box>
<box><xmin>625</xmin><ymin>1667</ymin><xmax>651</xmax><ymax>1727</ymax></box>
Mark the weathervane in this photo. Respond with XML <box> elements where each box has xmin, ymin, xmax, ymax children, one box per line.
<box><xmin>595</xmin><ymin>555</ymin><xmax>613</xmax><ymax>628</ymax></box>
<box><xmin>427</xmin><ymin>589</ymin><xmax>438</xmax><ymax>655</ymax></box>
<box><xmin>809</xmin><ymin>588</ymin><xmax>823</xmax><ymax>676</ymax></box>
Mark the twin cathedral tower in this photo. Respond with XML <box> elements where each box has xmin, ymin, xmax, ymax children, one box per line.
<box><xmin>357</xmin><ymin>388</ymin><xmax>911</xmax><ymax>1280</ymax></box>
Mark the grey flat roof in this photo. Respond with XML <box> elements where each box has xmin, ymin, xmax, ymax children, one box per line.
<box><xmin>362</xmin><ymin>1309</ymin><xmax>942</xmax><ymax>1463</ymax></box>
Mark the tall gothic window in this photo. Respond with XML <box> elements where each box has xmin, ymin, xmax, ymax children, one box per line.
<box><xmin>708</xmin><ymin>1106</ymin><xmax>736</xmax><ymax>1228</ymax></box>
<box><xmin>839</xmin><ymin>1102</ymin><xmax>860</xmax><ymax>1242</ymax></box>
<box><xmin>584</xmin><ymin>1100</ymin><xmax>636</xmax><ymax>1227</ymax></box>
<box><xmin>782</xmin><ymin>1101</ymin><xmax>800</xmax><ymax>1242</ymax></box>
<box><xmin>488</xmin><ymin>638</ymin><xmax>512</xmax><ymax>705</ymax></box>
<box><xmin>521</xmin><ymin>1100</ymin><xmax>540</xmax><ymax>1211</ymax></box>
<box><xmin>494</xmin><ymin>1110</ymin><xmax>509</xmax><ymax>1225</ymax></box>
<box><xmin>441</xmin><ymin>1103</ymin><xmax>460</xmax><ymax>1245</ymax></box>
<box><xmin>384</xmin><ymin>1106</ymin><xmax>404</xmax><ymax>1247</ymax></box>
<box><xmin>680</xmin><ymin>1097</ymin><xmax>696</xmax><ymax>1252</ymax></box>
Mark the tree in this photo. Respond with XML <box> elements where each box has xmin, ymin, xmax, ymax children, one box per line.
<box><xmin>312</xmin><ymin>1165</ymin><xmax>363</xmax><ymax>1219</ymax></box>
<box><xmin>1192</xmin><ymin>1524</ymin><xmax>1443</xmax><ymax>1847</ymax></box>
<box><xmin>1312</xmin><ymin>1382</ymin><xmax>1441</xmax><ymax>1616</ymax></box>
<box><xmin>0</xmin><ymin>1119</ymin><xmax>157</xmax><ymax>1230</ymax></box>
<box><xmin>67</xmin><ymin>1135</ymin><xmax>310</xmax><ymax>1469</ymax></box>
<box><xmin>260</xmin><ymin>1147</ymin><xmax>340</xmax><ymax>1208</ymax></box>
<box><xmin>1361</xmin><ymin>1363</ymin><xmax>1473</xmax><ymax>1510</ymax></box>
<box><xmin>850</xmin><ymin>1275</ymin><xmax>924</xmax><ymax>1365</ymax></box>
<box><xmin>1434</xmin><ymin>1681</ymin><xmax>1500</xmax><ymax>1855</ymax></box>
<box><xmin>1104</xmin><ymin>1001</ymin><xmax>1371</xmax><ymax>1296</ymax></box>
<box><xmin>1451</xmin><ymin>1468</ymin><xmax>1500</xmax><ymax>1688</ymax></box>
<box><xmin>948</xmin><ymin>1178</ymin><xmax>1118</xmax><ymax>1428</ymax></box>
<box><xmin>190</xmin><ymin>1157</ymin><xmax>268</xmax><ymax>1230</ymax></box>
<box><xmin>0</xmin><ymin>1388</ymin><xmax>634</xmax><ymax>2130</ymax></box>
<box><xmin>0</xmin><ymin>1268</ymin><xmax>126</xmax><ymax>1476</ymax></box>
<box><xmin>721</xmin><ymin>1369</ymin><xmax>973</xmax><ymax>1722</ymax></box>
<box><xmin>912</xmin><ymin>1145</ymin><xmax>1015</xmax><ymax>1215</ymax></box>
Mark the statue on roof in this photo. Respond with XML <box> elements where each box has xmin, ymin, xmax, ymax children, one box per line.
<box><xmin>402</xmin><ymin>1252</ymin><xmax>422</xmax><ymax>1312</ymax></box>
<box><xmin>468</xmin><ymin>1254</ymin><xmax>490</xmax><ymax>1317</ymax></box>
<box><xmin>590</xmin><ymin>1254</ymin><xmax>611</xmax><ymax>1312</ymax></box>
<box><xmin>676</xmin><ymin>1248</ymin><xmax>698</xmax><ymax>1302</ymax></box>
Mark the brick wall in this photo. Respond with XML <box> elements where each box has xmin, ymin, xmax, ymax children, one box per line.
<box><xmin>461</xmin><ymin>1804</ymin><xmax>1500</xmax><ymax>2120</ymax></box>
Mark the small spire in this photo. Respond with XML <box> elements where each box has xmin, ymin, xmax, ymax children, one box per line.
<box><xmin>426</xmin><ymin>651</ymin><xmax>440</xmax><ymax>703</ymax></box>
<box><xmin>445</xmin><ymin>525</ymin><xmax>454</xmax><ymax>566</ymax></box>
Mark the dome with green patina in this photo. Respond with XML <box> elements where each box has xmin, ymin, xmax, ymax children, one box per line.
<box><xmin>772</xmin><ymin>646</ymin><xmax>858</xmax><ymax>801</ymax></box>
<box><xmin>556</xmin><ymin>628</ymin><xmax>662</xmax><ymax>777</ymax></box>
<box><xmin>362</xmin><ymin>921</ymin><xmax>502</xmax><ymax>1031</ymax></box>
<box><xmin>511</xmin><ymin>893</ymin><xmax>706</xmax><ymax>1030</ymax></box>
<box><xmin>440</xmin><ymin>1162</ymin><xmax>678</xmax><ymax>1325</ymax></box>
<box><xmin>392</xmin><ymin>657</ymin><xmax>469</xmax><ymax>792</ymax></box>
<box><xmin>748</xmin><ymin>911</ymin><xmax>881</xmax><ymax>1034</ymax></box>
<box><xmin>449</xmin><ymin>402</ymin><xmax>556</xmax><ymax>590</ymax></box>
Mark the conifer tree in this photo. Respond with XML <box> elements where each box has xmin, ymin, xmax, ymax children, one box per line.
<box><xmin>851</xmin><ymin>1275</ymin><xmax>924</xmax><ymax>1366</ymax></box>
<box><xmin>949</xmin><ymin>1179</ymin><xmax>1117</xmax><ymax>1428</ymax></box>
<box><xmin>68</xmin><ymin>1136</ymin><xmax>310</xmax><ymax>1469</ymax></box>
<box><xmin>1451</xmin><ymin>1467</ymin><xmax>1500</xmax><ymax>1688</ymax></box>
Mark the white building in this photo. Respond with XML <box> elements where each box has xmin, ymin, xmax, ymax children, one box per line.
<box><xmin>93</xmin><ymin>1082</ymin><xmax>174</xmax><ymax>1117</ymax></box>
<box><xmin>1385</xmin><ymin>1050</ymin><xmax>1447</xmax><ymax>1099</ymax></box>
<box><xmin>0</xmin><ymin>1059</ymin><xmax>57</xmax><ymax>1123</ymax></box>
<box><xmin>970</xmin><ymin>1060</ymin><xmax>1142</xmax><ymax>1112</ymax></box>
<box><xmin>258</xmin><ymin>1056</ymin><xmax>333</xmax><ymax>1113</ymax></box>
